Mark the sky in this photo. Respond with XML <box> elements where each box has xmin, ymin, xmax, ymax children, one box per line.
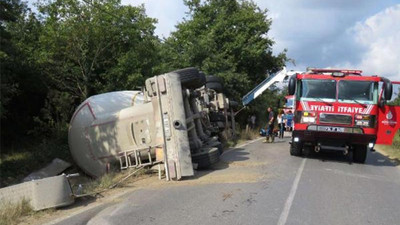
<box><xmin>121</xmin><ymin>0</ymin><xmax>400</xmax><ymax>80</ymax></box>
<box><xmin>26</xmin><ymin>0</ymin><xmax>400</xmax><ymax>80</ymax></box>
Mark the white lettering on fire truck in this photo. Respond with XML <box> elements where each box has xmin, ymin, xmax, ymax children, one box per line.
<box><xmin>310</xmin><ymin>105</ymin><xmax>334</xmax><ymax>112</ymax></box>
<box><xmin>338</xmin><ymin>106</ymin><xmax>364</xmax><ymax>113</ymax></box>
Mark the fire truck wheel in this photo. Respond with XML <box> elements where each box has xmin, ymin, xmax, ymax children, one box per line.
<box><xmin>206</xmin><ymin>82</ymin><xmax>223</xmax><ymax>93</ymax></box>
<box><xmin>302</xmin><ymin>145</ymin><xmax>312</xmax><ymax>157</ymax></box>
<box><xmin>353</xmin><ymin>145</ymin><xmax>367</xmax><ymax>163</ymax></box>
<box><xmin>173</xmin><ymin>67</ymin><xmax>206</xmax><ymax>89</ymax></box>
<box><xmin>290</xmin><ymin>142</ymin><xmax>303</xmax><ymax>156</ymax></box>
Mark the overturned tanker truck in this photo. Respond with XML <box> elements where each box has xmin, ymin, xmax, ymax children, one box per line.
<box><xmin>68</xmin><ymin>68</ymin><xmax>237</xmax><ymax>180</ymax></box>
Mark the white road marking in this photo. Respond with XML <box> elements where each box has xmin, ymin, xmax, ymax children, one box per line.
<box><xmin>277</xmin><ymin>158</ymin><xmax>307</xmax><ymax>225</ymax></box>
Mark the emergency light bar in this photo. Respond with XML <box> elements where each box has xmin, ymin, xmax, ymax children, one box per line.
<box><xmin>307</xmin><ymin>68</ymin><xmax>362</xmax><ymax>76</ymax></box>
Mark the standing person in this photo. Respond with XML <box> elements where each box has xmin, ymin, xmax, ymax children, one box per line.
<box><xmin>263</xmin><ymin>107</ymin><xmax>275</xmax><ymax>143</ymax></box>
<box><xmin>277</xmin><ymin>110</ymin><xmax>285</xmax><ymax>138</ymax></box>
<box><xmin>250</xmin><ymin>114</ymin><xmax>256</xmax><ymax>130</ymax></box>
<box><xmin>246</xmin><ymin>115</ymin><xmax>252</xmax><ymax>133</ymax></box>
<box><xmin>286</xmin><ymin>110</ymin><xmax>294</xmax><ymax>131</ymax></box>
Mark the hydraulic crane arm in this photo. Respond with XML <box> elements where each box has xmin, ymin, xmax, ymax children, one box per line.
<box><xmin>242</xmin><ymin>67</ymin><xmax>290</xmax><ymax>106</ymax></box>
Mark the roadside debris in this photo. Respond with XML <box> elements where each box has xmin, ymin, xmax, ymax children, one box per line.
<box><xmin>0</xmin><ymin>174</ymin><xmax>74</xmax><ymax>211</ymax></box>
<box><xmin>23</xmin><ymin>158</ymin><xmax>71</xmax><ymax>182</ymax></box>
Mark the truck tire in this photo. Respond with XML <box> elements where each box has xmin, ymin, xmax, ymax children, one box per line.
<box><xmin>209</xmin><ymin>112</ymin><xmax>225</xmax><ymax>122</ymax></box>
<box><xmin>206</xmin><ymin>82</ymin><xmax>223</xmax><ymax>93</ymax></box>
<box><xmin>353</xmin><ymin>145</ymin><xmax>367</xmax><ymax>163</ymax></box>
<box><xmin>173</xmin><ymin>67</ymin><xmax>206</xmax><ymax>89</ymax></box>
<box><xmin>290</xmin><ymin>142</ymin><xmax>303</xmax><ymax>156</ymax></box>
<box><xmin>206</xmin><ymin>75</ymin><xmax>222</xmax><ymax>84</ymax></box>
<box><xmin>192</xmin><ymin>147</ymin><xmax>220</xmax><ymax>169</ymax></box>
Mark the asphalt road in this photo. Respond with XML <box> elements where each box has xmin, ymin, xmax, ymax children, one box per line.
<box><xmin>54</xmin><ymin>136</ymin><xmax>400</xmax><ymax>225</ymax></box>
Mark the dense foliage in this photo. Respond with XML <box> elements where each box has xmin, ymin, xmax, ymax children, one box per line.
<box><xmin>160</xmin><ymin>0</ymin><xmax>287</xmax><ymax>100</ymax></box>
<box><xmin>1</xmin><ymin>0</ymin><xmax>287</xmax><ymax>151</ymax></box>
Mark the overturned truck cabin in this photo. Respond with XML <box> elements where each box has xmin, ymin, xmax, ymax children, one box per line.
<box><xmin>68</xmin><ymin>68</ymin><xmax>238</xmax><ymax>180</ymax></box>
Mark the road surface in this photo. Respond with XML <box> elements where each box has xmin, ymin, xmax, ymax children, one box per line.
<box><xmin>52</xmin><ymin>136</ymin><xmax>400</xmax><ymax>225</ymax></box>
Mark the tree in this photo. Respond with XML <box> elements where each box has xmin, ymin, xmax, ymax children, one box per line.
<box><xmin>0</xmin><ymin>0</ymin><xmax>25</xmax><ymax>119</ymax></box>
<box><xmin>159</xmin><ymin>0</ymin><xmax>288</xmax><ymax>101</ymax></box>
<box><xmin>34</xmin><ymin>0</ymin><xmax>159</xmax><ymax>126</ymax></box>
<box><xmin>1</xmin><ymin>1</ymin><xmax>47</xmax><ymax>143</ymax></box>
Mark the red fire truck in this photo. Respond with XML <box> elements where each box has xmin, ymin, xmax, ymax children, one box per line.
<box><xmin>288</xmin><ymin>68</ymin><xmax>400</xmax><ymax>163</ymax></box>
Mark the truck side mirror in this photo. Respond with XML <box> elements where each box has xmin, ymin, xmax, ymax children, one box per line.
<box><xmin>288</xmin><ymin>75</ymin><xmax>297</xmax><ymax>95</ymax></box>
<box><xmin>383</xmin><ymin>79</ymin><xmax>393</xmax><ymax>100</ymax></box>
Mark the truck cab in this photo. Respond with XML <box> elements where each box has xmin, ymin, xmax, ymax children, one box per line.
<box><xmin>287</xmin><ymin>68</ymin><xmax>399</xmax><ymax>163</ymax></box>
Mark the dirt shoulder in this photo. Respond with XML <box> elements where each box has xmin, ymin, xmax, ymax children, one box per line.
<box><xmin>375</xmin><ymin>144</ymin><xmax>400</xmax><ymax>167</ymax></box>
<box><xmin>18</xmin><ymin>174</ymin><xmax>163</xmax><ymax>225</ymax></box>
<box><xmin>17</xmin><ymin>137</ymin><xmax>265</xmax><ymax>225</ymax></box>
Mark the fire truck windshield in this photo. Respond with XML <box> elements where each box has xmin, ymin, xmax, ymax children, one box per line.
<box><xmin>338</xmin><ymin>81</ymin><xmax>377</xmax><ymax>104</ymax></box>
<box><xmin>299</xmin><ymin>79</ymin><xmax>378</xmax><ymax>104</ymax></box>
<box><xmin>300</xmin><ymin>80</ymin><xmax>336</xmax><ymax>101</ymax></box>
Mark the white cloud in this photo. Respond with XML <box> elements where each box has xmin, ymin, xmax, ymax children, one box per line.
<box><xmin>121</xmin><ymin>0</ymin><xmax>187</xmax><ymax>38</ymax></box>
<box><xmin>346</xmin><ymin>5</ymin><xmax>400</xmax><ymax>80</ymax></box>
<box><xmin>120</xmin><ymin>0</ymin><xmax>400</xmax><ymax>81</ymax></box>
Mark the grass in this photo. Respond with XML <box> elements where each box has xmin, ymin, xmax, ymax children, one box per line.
<box><xmin>74</xmin><ymin>168</ymin><xmax>149</xmax><ymax>195</ymax></box>
<box><xmin>0</xmin><ymin>199</ymin><xmax>33</xmax><ymax>225</ymax></box>
<box><xmin>225</xmin><ymin>128</ymin><xmax>261</xmax><ymax>149</ymax></box>
<box><xmin>375</xmin><ymin>130</ymin><xmax>400</xmax><ymax>165</ymax></box>
<box><xmin>80</xmin><ymin>172</ymin><xmax>119</xmax><ymax>194</ymax></box>
<box><xmin>0</xmin><ymin>129</ymin><xmax>72</xmax><ymax>187</ymax></box>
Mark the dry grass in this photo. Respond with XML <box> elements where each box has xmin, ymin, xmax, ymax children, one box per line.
<box><xmin>240</xmin><ymin>129</ymin><xmax>260</xmax><ymax>141</ymax></box>
<box><xmin>80</xmin><ymin>168</ymin><xmax>149</xmax><ymax>195</ymax></box>
<box><xmin>0</xmin><ymin>199</ymin><xmax>33</xmax><ymax>225</ymax></box>
<box><xmin>375</xmin><ymin>145</ymin><xmax>400</xmax><ymax>166</ymax></box>
<box><xmin>225</xmin><ymin>128</ymin><xmax>261</xmax><ymax>149</ymax></box>
<box><xmin>375</xmin><ymin>131</ymin><xmax>400</xmax><ymax>166</ymax></box>
<box><xmin>82</xmin><ymin>172</ymin><xmax>118</xmax><ymax>194</ymax></box>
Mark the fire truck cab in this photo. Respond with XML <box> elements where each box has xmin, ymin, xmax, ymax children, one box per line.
<box><xmin>288</xmin><ymin>68</ymin><xmax>400</xmax><ymax>163</ymax></box>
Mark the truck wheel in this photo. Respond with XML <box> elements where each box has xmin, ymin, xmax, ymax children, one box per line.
<box><xmin>173</xmin><ymin>67</ymin><xmax>206</xmax><ymax>89</ymax></box>
<box><xmin>206</xmin><ymin>75</ymin><xmax>222</xmax><ymax>84</ymax></box>
<box><xmin>353</xmin><ymin>145</ymin><xmax>367</xmax><ymax>163</ymax></box>
<box><xmin>302</xmin><ymin>145</ymin><xmax>312</xmax><ymax>157</ymax></box>
<box><xmin>290</xmin><ymin>142</ymin><xmax>303</xmax><ymax>156</ymax></box>
<box><xmin>192</xmin><ymin>147</ymin><xmax>220</xmax><ymax>169</ymax></box>
<box><xmin>206</xmin><ymin>82</ymin><xmax>223</xmax><ymax>93</ymax></box>
<box><xmin>209</xmin><ymin>112</ymin><xmax>225</xmax><ymax>122</ymax></box>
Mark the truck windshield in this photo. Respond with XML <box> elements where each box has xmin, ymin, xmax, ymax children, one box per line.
<box><xmin>300</xmin><ymin>80</ymin><xmax>336</xmax><ymax>101</ymax></box>
<box><xmin>338</xmin><ymin>81</ymin><xmax>377</xmax><ymax>104</ymax></box>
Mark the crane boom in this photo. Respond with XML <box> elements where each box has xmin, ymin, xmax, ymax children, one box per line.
<box><xmin>242</xmin><ymin>67</ymin><xmax>290</xmax><ymax>106</ymax></box>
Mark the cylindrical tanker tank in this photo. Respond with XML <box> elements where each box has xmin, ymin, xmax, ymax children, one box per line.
<box><xmin>68</xmin><ymin>91</ymin><xmax>153</xmax><ymax>177</ymax></box>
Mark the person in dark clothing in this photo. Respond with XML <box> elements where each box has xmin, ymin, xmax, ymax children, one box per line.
<box><xmin>263</xmin><ymin>107</ymin><xmax>275</xmax><ymax>143</ymax></box>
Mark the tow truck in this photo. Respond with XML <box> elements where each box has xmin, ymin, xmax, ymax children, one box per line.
<box><xmin>287</xmin><ymin>68</ymin><xmax>400</xmax><ymax>162</ymax></box>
